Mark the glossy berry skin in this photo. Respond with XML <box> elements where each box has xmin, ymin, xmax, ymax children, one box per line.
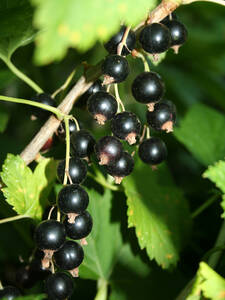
<box><xmin>102</xmin><ymin>55</ymin><xmax>129</xmax><ymax>83</ymax></box>
<box><xmin>87</xmin><ymin>91</ymin><xmax>118</xmax><ymax>124</ymax></box>
<box><xmin>58</xmin><ymin>184</ymin><xmax>89</xmax><ymax>215</ymax></box>
<box><xmin>132</xmin><ymin>72</ymin><xmax>164</xmax><ymax>104</ymax></box>
<box><xmin>64</xmin><ymin>211</ymin><xmax>93</xmax><ymax>240</ymax></box>
<box><xmin>58</xmin><ymin>119</ymin><xmax>79</xmax><ymax>140</ymax></box>
<box><xmin>163</xmin><ymin>20</ymin><xmax>187</xmax><ymax>46</ymax></box>
<box><xmin>104</xmin><ymin>25</ymin><xmax>136</xmax><ymax>56</ymax></box>
<box><xmin>138</xmin><ymin>137</ymin><xmax>167</xmax><ymax>165</ymax></box>
<box><xmin>34</xmin><ymin>220</ymin><xmax>66</xmax><ymax>251</ymax></box>
<box><xmin>106</xmin><ymin>151</ymin><xmax>134</xmax><ymax>179</ymax></box>
<box><xmin>161</xmin><ymin>12</ymin><xmax>177</xmax><ymax>23</ymax></box>
<box><xmin>32</xmin><ymin>93</ymin><xmax>56</xmax><ymax>119</ymax></box>
<box><xmin>0</xmin><ymin>286</ymin><xmax>21</xmax><ymax>300</ymax></box>
<box><xmin>95</xmin><ymin>136</ymin><xmax>123</xmax><ymax>165</ymax></box>
<box><xmin>78</xmin><ymin>79</ymin><xmax>105</xmax><ymax>107</ymax></box>
<box><xmin>111</xmin><ymin>112</ymin><xmax>141</xmax><ymax>144</ymax></box>
<box><xmin>70</xmin><ymin>129</ymin><xmax>95</xmax><ymax>158</ymax></box>
<box><xmin>139</xmin><ymin>23</ymin><xmax>171</xmax><ymax>54</ymax></box>
<box><xmin>146</xmin><ymin>100</ymin><xmax>176</xmax><ymax>132</ymax></box>
<box><xmin>45</xmin><ymin>272</ymin><xmax>74</xmax><ymax>300</ymax></box>
<box><xmin>54</xmin><ymin>241</ymin><xmax>84</xmax><ymax>270</ymax></box>
<box><xmin>57</xmin><ymin>157</ymin><xmax>87</xmax><ymax>184</ymax></box>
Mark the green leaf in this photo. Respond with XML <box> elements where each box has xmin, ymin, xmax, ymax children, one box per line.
<box><xmin>0</xmin><ymin>106</ymin><xmax>9</xmax><ymax>133</ymax></box>
<box><xmin>0</xmin><ymin>154</ymin><xmax>57</xmax><ymax>220</ymax></box>
<box><xmin>122</xmin><ymin>159</ymin><xmax>190</xmax><ymax>268</ymax></box>
<box><xmin>0</xmin><ymin>1</ymin><xmax>35</xmax><ymax>62</ymax></box>
<box><xmin>174</xmin><ymin>104</ymin><xmax>225</xmax><ymax>166</ymax></box>
<box><xmin>32</xmin><ymin>0</ymin><xmax>157</xmax><ymax>64</ymax></box>
<box><xmin>187</xmin><ymin>262</ymin><xmax>225</xmax><ymax>300</ymax></box>
<box><xmin>147</xmin><ymin>51</ymin><xmax>167</xmax><ymax>66</ymax></box>
<box><xmin>203</xmin><ymin>160</ymin><xmax>225</xmax><ymax>217</ymax></box>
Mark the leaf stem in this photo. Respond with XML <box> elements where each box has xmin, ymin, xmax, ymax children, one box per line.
<box><xmin>191</xmin><ymin>193</ymin><xmax>220</xmax><ymax>219</ymax></box>
<box><xmin>6</xmin><ymin>59</ymin><xmax>43</xmax><ymax>93</ymax></box>
<box><xmin>94</xmin><ymin>279</ymin><xmax>108</xmax><ymax>300</ymax></box>
<box><xmin>52</xmin><ymin>69</ymin><xmax>76</xmax><ymax>98</ymax></box>
<box><xmin>0</xmin><ymin>214</ymin><xmax>29</xmax><ymax>224</ymax></box>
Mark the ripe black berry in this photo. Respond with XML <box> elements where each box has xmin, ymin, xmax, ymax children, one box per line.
<box><xmin>163</xmin><ymin>20</ymin><xmax>188</xmax><ymax>53</ymax></box>
<box><xmin>104</xmin><ymin>25</ymin><xmax>136</xmax><ymax>56</ymax></box>
<box><xmin>58</xmin><ymin>119</ymin><xmax>79</xmax><ymax>140</ymax></box>
<box><xmin>146</xmin><ymin>100</ymin><xmax>176</xmax><ymax>132</ymax></box>
<box><xmin>106</xmin><ymin>151</ymin><xmax>134</xmax><ymax>184</ymax></box>
<box><xmin>111</xmin><ymin>112</ymin><xmax>141</xmax><ymax>145</ymax></box>
<box><xmin>0</xmin><ymin>286</ymin><xmax>21</xmax><ymax>299</ymax></box>
<box><xmin>102</xmin><ymin>55</ymin><xmax>129</xmax><ymax>84</ymax></box>
<box><xmin>57</xmin><ymin>157</ymin><xmax>87</xmax><ymax>184</ymax></box>
<box><xmin>70</xmin><ymin>129</ymin><xmax>95</xmax><ymax>158</ymax></box>
<box><xmin>161</xmin><ymin>12</ymin><xmax>177</xmax><ymax>24</ymax></box>
<box><xmin>58</xmin><ymin>184</ymin><xmax>89</xmax><ymax>223</ymax></box>
<box><xmin>64</xmin><ymin>211</ymin><xmax>93</xmax><ymax>240</ymax></box>
<box><xmin>78</xmin><ymin>79</ymin><xmax>105</xmax><ymax>107</ymax></box>
<box><xmin>32</xmin><ymin>93</ymin><xmax>56</xmax><ymax>119</ymax></box>
<box><xmin>138</xmin><ymin>137</ymin><xmax>167</xmax><ymax>165</ymax></box>
<box><xmin>132</xmin><ymin>72</ymin><xmax>164</xmax><ymax>106</ymax></box>
<box><xmin>139</xmin><ymin>23</ymin><xmax>171</xmax><ymax>54</ymax></box>
<box><xmin>45</xmin><ymin>272</ymin><xmax>74</xmax><ymax>300</ymax></box>
<box><xmin>95</xmin><ymin>136</ymin><xmax>123</xmax><ymax>165</ymax></box>
<box><xmin>53</xmin><ymin>241</ymin><xmax>84</xmax><ymax>273</ymax></box>
<box><xmin>87</xmin><ymin>91</ymin><xmax>118</xmax><ymax>125</ymax></box>
<box><xmin>34</xmin><ymin>220</ymin><xmax>66</xmax><ymax>251</ymax></box>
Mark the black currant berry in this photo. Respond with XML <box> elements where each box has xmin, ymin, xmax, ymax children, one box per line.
<box><xmin>132</xmin><ymin>72</ymin><xmax>164</xmax><ymax>107</ymax></box>
<box><xmin>102</xmin><ymin>55</ymin><xmax>130</xmax><ymax>84</ymax></box>
<box><xmin>0</xmin><ymin>286</ymin><xmax>21</xmax><ymax>299</ymax></box>
<box><xmin>58</xmin><ymin>119</ymin><xmax>79</xmax><ymax>140</ymax></box>
<box><xmin>111</xmin><ymin>112</ymin><xmax>141</xmax><ymax>145</ymax></box>
<box><xmin>146</xmin><ymin>100</ymin><xmax>176</xmax><ymax>132</ymax></box>
<box><xmin>70</xmin><ymin>129</ymin><xmax>95</xmax><ymax>158</ymax></box>
<box><xmin>138</xmin><ymin>137</ymin><xmax>167</xmax><ymax>165</ymax></box>
<box><xmin>104</xmin><ymin>25</ymin><xmax>136</xmax><ymax>56</ymax></box>
<box><xmin>95</xmin><ymin>136</ymin><xmax>123</xmax><ymax>165</ymax></box>
<box><xmin>32</xmin><ymin>93</ymin><xmax>56</xmax><ymax>119</ymax></box>
<box><xmin>58</xmin><ymin>184</ymin><xmax>89</xmax><ymax>223</ymax></box>
<box><xmin>34</xmin><ymin>220</ymin><xmax>66</xmax><ymax>251</ymax></box>
<box><xmin>64</xmin><ymin>211</ymin><xmax>93</xmax><ymax>240</ymax></box>
<box><xmin>161</xmin><ymin>12</ymin><xmax>177</xmax><ymax>24</ymax></box>
<box><xmin>139</xmin><ymin>23</ymin><xmax>171</xmax><ymax>54</ymax></box>
<box><xmin>45</xmin><ymin>272</ymin><xmax>74</xmax><ymax>300</ymax></box>
<box><xmin>57</xmin><ymin>157</ymin><xmax>87</xmax><ymax>184</ymax></box>
<box><xmin>77</xmin><ymin>79</ymin><xmax>105</xmax><ymax>107</ymax></box>
<box><xmin>53</xmin><ymin>241</ymin><xmax>84</xmax><ymax>274</ymax></box>
<box><xmin>106</xmin><ymin>151</ymin><xmax>134</xmax><ymax>184</ymax></box>
<box><xmin>87</xmin><ymin>91</ymin><xmax>118</xmax><ymax>125</ymax></box>
<box><xmin>163</xmin><ymin>20</ymin><xmax>188</xmax><ymax>53</ymax></box>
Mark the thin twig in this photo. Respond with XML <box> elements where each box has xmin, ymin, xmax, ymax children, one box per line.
<box><xmin>117</xmin><ymin>26</ymin><xmax>131</xmax><ymax>56</ymax></box>
<box><xmin>114</xmin><ymin>84</ymin><xmax>125</xmax><ymax>111</ymax></box>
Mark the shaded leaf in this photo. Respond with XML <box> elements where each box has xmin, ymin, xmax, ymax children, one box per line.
<box><xmin>0</xmin><ymin>106</ymin><xmax>9</xmax><ymax>133</ymax></box>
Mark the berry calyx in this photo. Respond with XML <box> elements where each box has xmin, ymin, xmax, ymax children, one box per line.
<box><xmin>106</xmin><ymin>151</ymin><xmax>134</xmax><ymax>184</ymax></box>
<box><xmin>70</xmin><ymin>129</ymin><xmax>95</xmax><ymax>158</ymax></box>
<box><xmin>58</xmin><ymin>184</ymin><xmax>89</xmax><ymax>223</ymax></box>
<box><xmin>111</xmin><ymin>112</ymin><xmax>141</xmax><ymax>145</ymax></box>
<box><xmin>32</xmin><ymin>93</ymin><xmax>56</xmax><ymax>119</ymax></box>
<box><xmin>146</xmin><ymin>100</ymin><xmax>176</xmax><ymax>133</ymax></box>
<box><xmin>64</xmin><ymin>211</ymin><xmax>93</xmax><ymax>240</ymax></box>
<box><xmin>102</xmin><ymin>55</ymin><xmax>130</xmax><ymax>84</ymax></box>
<box><xmin>45</xmin><ymin>272</ymin><xmax>74</xmax><ymax>300</ymax></box>
<box><xmin>95</xmin><ymin>136</ymin><xmax>123</xmax><ymax>165</ymax></box>
<box><xmin>57</xmin><ymin>157</ymin><xmax>87</xmax><ymax>184</ymax></box>
<box><xmin>0</xmin><ymin>286</ymin><xmax>21</xmax><ymax>299</ymax></box>
<box><xmin>132</xmin><ymin>72</ymin><xmax>164</xmax><ymax>105</ymax></box>
<box><xmin>104</xmin><ymin>25</ymin><xmax>136</xmax><ymax>56</ymax></box>
<box><xmin>138</xmin><ymin>137</ymin><xmax>167</xmax><ymax>165</ymax></box>
<box><xmin>163</xmin><ymin>20</ymin><xmax>188</xmax><ymax>53</ymax></box>
<box><xmin>87</xmin><ymin>91</ymin><xmax>118</xmax><ymax>125</ymax></box>
<box><xmin>139</xmin><ymin>23</ymin><xmax>171</xmax><ymax>54</ymax></box>
<box><xmin>53</xmin><ymin>241</ymin><xmax>84</xmax><ymax>276</ymax></box>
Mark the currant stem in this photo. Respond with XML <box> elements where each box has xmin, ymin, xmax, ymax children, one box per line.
<box><xmin>47</xmin><ymin>206</ymin><xmax>56</xmax><ymax>220</ymax></box>
<box><xmin>191</xmin><ymin>193</ymin><xmax>220</xmax><ymax>219</ymax></box>
<box><xmin>136</xmin><ymin>52</ymin><xmax>150</xmax><ymax>72</ymax></box>
<box><xmin>0</xmin><ymin>95</ymin><xmax>64</xmax><ymax>120</ymax></box>
<box><xmin>0</xmin><ymin>281</ymin><xmax>3</xmax><ymax>289</ymax></box>
<box><xmin>114</xmin><ymin>84</ymin><xmax>125</xmax><ymax>112</ymax></box>
<box><xmin>117</xmin><ymin>26</ymin><xmax>131</xmax><ymax>56</ymax></box>
<box><xmin>63</xmin><ymin>116</ymin><xmax>71</xmax><ymax>185</ymax></box>
<box><xmin>0</xmin><ymin>214</ymin><xmax>28</xmax><ymax>224</ymax></box>
<box><xmin>70</xmin><ymin>116</ymin><xmax>80</xmax><ymax>131</ymax></box>
<box><xmin>52</xmin><ymin>69</ymin><xmax>76</xmax><ymax>98</ymax></box>
<box><xmin>146</xmin><ymin>126</ymin><xmax>151</xmax><ymax>139</ymax></box>
<box><xmin>6</xmin><ymin>59</ymin><xmax>43</xmax><ymax>93</ymax></box>
<box><xmin>87</xmin><ymin>171</ymin><xmax>120</xmax><ymax>192</ymax></box>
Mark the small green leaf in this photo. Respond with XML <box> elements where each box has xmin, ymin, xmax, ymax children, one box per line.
<box><xmin>32</xmin><ymin>0</ymin><xmax>157</xmax><ymax>64</ymax></box>
<box><xmin>174</xmin><ymin>104</ymin><xmax>225</xmax><ymax>166</ymax></box>
<box><xmin>187</xmin><ymin>262</ymin><xmax>225</xmax><ymax>300</ymax></box>
<box><xmin>122</xmin><ymin>160</ymin><xmax>190</xmax><ymax>268</ymax></box>
<box><xmin>1</xmin><ymin>154</ymin><xmax>57</xmax><ymax>220</ymax></box>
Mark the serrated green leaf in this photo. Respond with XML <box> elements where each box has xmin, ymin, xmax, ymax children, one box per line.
<box><xmin>0</xmin><ymin>1</ymin><xmax>35</xmax><ymax>62</ymax></box>
<box><xmin>187</xmin><ymin>262</ymin><xmax>225</xmax><ymax>300</ymax></box>
<box><xmin>122</xmin><ymin>160</ymin><xmax>190</xmax><ymax>268</ymax></box>
<box><xmin>0</xmin><ymin>154</ymin><xmax>57</xmax><ymax>220</ymax></box>
<box><xmin>32</xmin><ymin>0</ymin><xmax>157</xmax><ymax>64</ymax></box>
<box><xmin>174</xmin><ymin>104</ymin><xmax>225</xmax><ymax>166</ymax></box>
